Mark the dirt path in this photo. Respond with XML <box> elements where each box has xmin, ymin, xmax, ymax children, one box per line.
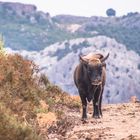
<box><xmin>48</xmin><ymin>102</ymin><xmax>140</xmax><ymax>140</ymax></box>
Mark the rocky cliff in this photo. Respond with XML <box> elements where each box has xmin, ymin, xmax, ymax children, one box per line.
<box><xmin>6</xmin><ymin>36</ymin><xmax>140</xmax><ymax>103</ymax></box>
<box><xmin>0</xmin><ymin>2</ymin><xmax>37</xmax><ymax>16</ymax></box>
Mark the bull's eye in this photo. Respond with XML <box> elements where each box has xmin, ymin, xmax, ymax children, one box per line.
<box><xmin>87</xmin><ymin>67</ymin><xmax>92</xmax><ymax>75</ymax></box>
<box><xmin>88</xmin><ymin>70</ymin><xmax>91</xmax><ymax>74</ymax></box>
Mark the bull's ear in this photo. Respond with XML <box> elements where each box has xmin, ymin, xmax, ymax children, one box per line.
<box><xmin>95</xmin><ymin>53</ymin><xmax>104</xmax><ymax>60</ymax></box>
<box><xmin>79</xmin><ymin>55</ymin><xmax>88</xmax><ymax>65</ymax></box>
<box><xmin>101</xmin><ymin>62</ymin><xmax>106</xmax><ymax>67</ymax></box>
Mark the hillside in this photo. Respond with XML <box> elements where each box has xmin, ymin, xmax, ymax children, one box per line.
<box><xmin>0</xmin><ymin>48</ymin><xmax>80</xmax><ymax>140</ymax></box>
<box><xmin>53</xmin><ymin>13</ymin><xmax>140</xmax><ymax>54</ymax></box>
<box><xmin>0</xmin><ymin>2</ymin><xmax>75</xmax><ymax>50</ymax></box>
<box><xmin>0</xmin><ymin>52</ymin><xmax>140</xmax><ymax>140</ymax></box>
<box><xmin>0</xmin><ymin>1</ymin><xmax>139</xmax><ymax>54</ymax></box>
<box><xmin>1</xmin><ymin>1</ymin><xmax>140</xmax><ymax>140</ymax></box>
<box><xmin>1</xmin><ymin>51</ymin><xmax>140</xmax><ymax>140</ymax></box>
<box><xmin>7</xmin><ymin>36</ymin><xmax>140</xmax><ymax>103</ymax></box>
<box><xmin>1</xmin><ymin>48</ymin><xmax>140</xmax><ymax>139</ymax></box>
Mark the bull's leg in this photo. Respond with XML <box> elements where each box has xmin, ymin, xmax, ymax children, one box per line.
<box><xmin>99</xmin><ymin>94</ymin><xmax>103</xmax><ymax>117</ymax></box>
<box><xmin>79</xmin><ymin>92</ymin><xmax>87</xmax><ymax>120</ymax></box>
<box><xmin>93</xmin><ymin>86</ymin><xmax>102</xmax><ymax>119</ymax></box>
<box><xmin>99</xmin><ymin>88</ymin><xmax>104</xmax><ymax>117</ymax></box>
<box><xmin>93</xmin><ymin>98</ymin><xmax>100</xmax><ymax>119</ymax></box>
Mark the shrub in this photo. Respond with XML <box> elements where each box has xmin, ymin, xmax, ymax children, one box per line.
<box><xmin>0</xmin><ymin>103</ymin><xmax>40</xmax><ymax>140</ymax></box>
<box><xmin>0</xmin><ymin>41</ymin><xmax>80</xmax><ymax>139</ymax></box>
<box><xmin>0</xmin><ymin>53</ymin><xmax>41</xmax><ymax>106</ymax></box>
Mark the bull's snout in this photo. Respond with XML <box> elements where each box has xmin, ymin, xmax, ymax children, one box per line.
<box><xmin>91</xmin><ymin>81</ymin><xmax>102</xmax><ymax>85</ymax></box>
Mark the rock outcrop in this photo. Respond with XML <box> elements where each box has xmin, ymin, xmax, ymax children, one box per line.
<box><xmin>6</xmin><ymin>36</ymin><xmax>140</xmax><ymax>103</ymax></box>
<box><xmin>0</xmin><ymin>2</ymin><xmax>37</xmax><ymax>16</ymax></box>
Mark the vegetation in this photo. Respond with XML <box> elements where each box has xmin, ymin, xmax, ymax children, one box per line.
<box><xmin>0</xmin><ymin>3</ymin><xmax>75</xmax><ymax>51</ymax></box>
<box><xmin>0</xmin><ymin>2</ymin><xmax>140</xmax><ymax>55</ymax></box>
<box><xmin>106</xmin><ymin>8</ymin><xmax>116</xmax><ymax>16</ymax></box>
<box><xmin>0</xmin><ymin>103</ymin><xmax>40</xmax><ymax>140</ymax></box>
<box><xmin>53</xmin><ymin>14</ymin><xmax>140</xmax><ymax>55</ymax></box>
<box><xmin>50</xmin><ymin>40</ymin><xmax>90</xmax><ymax>60</ymax></box>
<box><xmin>81</xmin><ymin>24</ymin><xmax>140</xmax><ymax>54</ymax></box>
<box><xmin>0</xmin><ymin>40</ymin><xmax>80</xmax><ymax>139</ymax></box>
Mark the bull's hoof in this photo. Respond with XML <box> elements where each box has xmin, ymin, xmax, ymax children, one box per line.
<box><xmin>93</xmin><ymin>115</ymin><xmax>101</xmax><ymax>119</ymax></box>
<box><xmin>100</xmin><ymin>115</ymin><xmax>103</xmax><ymax>118</ymax></box>
<box><xmin>81</xmin><ymin>118</ymin><xmax>88</xmax><ymax>123</ymax></box>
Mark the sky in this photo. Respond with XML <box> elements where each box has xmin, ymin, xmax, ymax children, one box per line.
<box><xmin>0</xmin><ymin>0</ymin><xmax>140</xmax><ymax>17</ymax></box>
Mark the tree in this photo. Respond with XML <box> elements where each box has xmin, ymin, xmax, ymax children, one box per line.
<box><xmin>106</xmin><ymin>8</ymin><xmax>116</xmax><ymax>16</ymax></box>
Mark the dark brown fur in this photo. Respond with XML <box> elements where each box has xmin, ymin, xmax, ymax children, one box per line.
<box><xmin>74</xmin><ymin>53</ymin><xmax>109</xmax><ymax>120</ymax></box>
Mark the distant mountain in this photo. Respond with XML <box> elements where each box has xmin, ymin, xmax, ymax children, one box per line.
<box><xmin>0</xmin><ymin>1</ymin><xmax>140</xmax><ymax>55</ymax></box>
<box><xmin>53</xmin><ymin>13</ymin><xmax>140</xmax><ymax>54</ymax></box>
<box><xmin>6</xmin><ymin>36</ymin><xmax>140</xmax><ymax>103</ymax></box>
<box><xmin>0</xmin><ymin>2</ymin><xmax>75</xmax><ymax>50</ymax></box>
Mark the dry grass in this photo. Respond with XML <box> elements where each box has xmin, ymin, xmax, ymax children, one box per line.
<box><xmin>0</xmin><ymin>52</ymin><xmax>80</xmax><ymax>139</ymax></box>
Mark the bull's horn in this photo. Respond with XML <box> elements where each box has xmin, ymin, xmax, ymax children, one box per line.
<box><xmin>79</xmin><ymin>55</ymin><xmax>88</xmax><ymax>64</ymax></box>
<box><xmin>101</xmin><ymin>53</ymin><xmax>109</xmax><ymax>62</ymax></box>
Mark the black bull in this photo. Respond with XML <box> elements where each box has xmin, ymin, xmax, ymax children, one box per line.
<box><xmin>74</xmin><ymin>53</ymin><xmax>109</xmax><ymax>120</ymax></box>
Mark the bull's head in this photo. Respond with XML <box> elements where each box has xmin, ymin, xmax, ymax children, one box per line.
<box><xmin>80</xmin><ymin>53</ymin><xmax>109</xmax><ymax>85</ymax></box>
